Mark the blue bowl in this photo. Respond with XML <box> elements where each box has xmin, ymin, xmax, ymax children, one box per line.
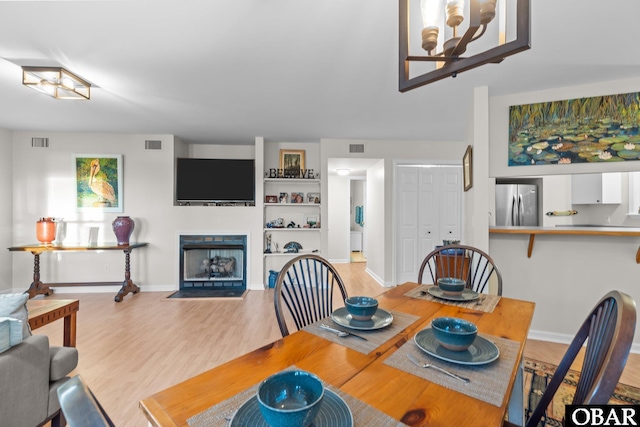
<box><xmin>257</xmin><ymin>370</ymin><xmax>324</xmax><ymax>427</ymax></box>
<box><xmin>437</xmin><ymin>277</ymin><xmax>466</xmax><ymax>295</ymax></box>
<box><xmin>431</xmin><ymin>317</ymin><xmax>478</xmax><ymax>351</ymax></box>
<box><xmin>345</xmin><ymin>296</ymin><xmax>379</xmax><ymax>321</ymax></box>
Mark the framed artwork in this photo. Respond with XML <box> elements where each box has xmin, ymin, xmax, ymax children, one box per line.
<box><xmin>508</xmin><ymin>91</ymin><xmax>640</xmax><ymax>166</ymax></box>
<box><xmin>307</xmin><ymin>192</ymin><xmax>320</xmax><ymax>204</ymax></box>
<box><xmin>279</xmin><ymin>192</ymin><xmax>288</xmax><ymax>203</ymax></box>
<box><xmin>265</xmin><ymin>195</ymin><xmax>278</xmax><ymax>203</ymax></box>
<box><xmin>279</xmin><ymin>149</ymin><xmax>305</xmax><ymax>177</ymax></box>
<box><xmin>75</xmin><ymin>154</ymin><xmax>123</xmax><ymax>212</ymax></box>
<box><xmin>291</xmin><ymin>192</ymin><xmax>304</xmax><ymax>203</ymax></box>
<box><xmin>463</xmin><ymin>145</ymin><xmax>472</xmax><ymax>192</ymax></box>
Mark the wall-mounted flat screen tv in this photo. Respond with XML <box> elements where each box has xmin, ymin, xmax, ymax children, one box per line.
<box><xmin>176</xmin><ymin>158</ymin><xmax>255</xmax><ymax>203</ymax></box>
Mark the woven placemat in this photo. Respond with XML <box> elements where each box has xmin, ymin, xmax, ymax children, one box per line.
<box><xmin>404</xmin><ymin>285</ymin><xmax>500</xmax><ymax>313</ymax></box>
<box><xmin>303</xmin><ymin>310</ymin><xmax>421</xmax><ymax>355</ymax></box>
<box><xmin>187</xmin><ymin>366</ymin><xmax>407</xmax><ymax>427</ymax></box>
<box><xmin>383</xmin><ymin>333</ymin><xmax>520</xmax><ymax>407</ymax></box>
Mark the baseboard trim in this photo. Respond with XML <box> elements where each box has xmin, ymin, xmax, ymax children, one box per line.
<box><xmin>528</xmin><ymin>329</ymin><xmax>640</xmax><ymax>354</ymax></box>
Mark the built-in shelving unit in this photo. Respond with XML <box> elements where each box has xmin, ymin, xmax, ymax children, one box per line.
<box><xmin>262</xmin><ymin>143</ymin><xmax>322</xmax><ymax>285</ymax></box>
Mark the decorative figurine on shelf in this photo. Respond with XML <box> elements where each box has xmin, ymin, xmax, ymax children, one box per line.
<box><xmin>284</xmin><ymin>241</ymin><xmax>303</xmax><ymax>253</ymax></box>
<box><xmin>265</xmin><ymin>233</ymin><xmax>272</xmax><ymax>253</ymax></box>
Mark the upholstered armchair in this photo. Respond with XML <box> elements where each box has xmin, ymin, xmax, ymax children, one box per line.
<box><xmin>0</xmin><ymin>294</ymin><xmax>79</xmax><ymax>427</ymax></box>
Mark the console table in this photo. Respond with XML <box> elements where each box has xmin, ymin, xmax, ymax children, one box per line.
<box><xmin>8</xmin><ymin>243</ymin><xmax>148</xmax><ymax>302</ymax></box>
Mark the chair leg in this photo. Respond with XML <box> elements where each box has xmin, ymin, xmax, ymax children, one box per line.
<box><xmin>51</xmin><ymin>410</ymin><xmax>66</xmax><ymax>427</ymax></box>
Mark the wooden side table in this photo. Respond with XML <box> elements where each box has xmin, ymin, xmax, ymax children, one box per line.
<box><xmin>27</xmin><ymin>299</ymin><xmax>79</xmax><ymax>347</ymax></box>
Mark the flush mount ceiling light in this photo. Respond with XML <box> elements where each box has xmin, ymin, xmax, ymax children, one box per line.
<box><xmin>336</xmin><ymin>169</ymin><xmax>351</xmax><ymax>176</ymax></box>
<box><xmin>22</xmin><ymin>66</ymin><xmax>91</xmax><ymax>100</ymax></box>
<box><xmin>399</xmin><ymin>0</ymin><xmax>530</xmax><ymax>92</ymax></box>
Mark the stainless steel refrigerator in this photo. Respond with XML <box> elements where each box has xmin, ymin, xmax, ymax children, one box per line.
<box><xmin>495</xmin><ymin>184</ymin><xmax>538</xmax><ymax>226</ymax></box>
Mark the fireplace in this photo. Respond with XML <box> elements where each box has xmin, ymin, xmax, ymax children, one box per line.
<box><xmin>179</xmin><ymin>234</ymin><xmax>247</xmax><ymax>292</ymax></box>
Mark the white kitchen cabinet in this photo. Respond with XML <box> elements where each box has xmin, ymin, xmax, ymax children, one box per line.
<box><xmin>571</xmin><ymin>173</ymin><xmax>621</xmax><ymax>204</ymax></box>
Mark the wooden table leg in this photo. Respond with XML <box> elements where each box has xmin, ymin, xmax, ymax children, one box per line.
<box><xmin>26</xmin><ymin>252</ymin><xmax>54</xmax><ymax>298</ymax></box>
<box><xmin>527</xmin><ymin>234</ymin><xmax>535</xmax><ymax>258</ymax></box>
<box><xmin>63</xmin><ymin>311</ymin><xmax>77</xmax><ymax>347</ymax></box>
<box><xmin>114</xmin><ymin>249</ymin><xmax>141</xmax><ymax>302</ymax></box>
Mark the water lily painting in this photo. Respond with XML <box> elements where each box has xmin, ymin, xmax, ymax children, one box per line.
<box><xmin>74</xmin><ymin>154</ymin><xmax>123</xmax><ymax>212</ymax></box>
<box><xmin>509</xmin><ymin>91</ymin><xmax>640</xmax><ymax>166</ymax></box>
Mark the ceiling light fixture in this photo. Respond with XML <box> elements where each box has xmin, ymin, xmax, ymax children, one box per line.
<box><xmin>22</xmin><ymin>66</ymin><xmax>91</xmax><ymax>100</ymax></box>
<box><xmin>399</xmin><ymin>0</ymin><xmax>530</xmax><ymax>92</ymax></box>
<box><xmin>337</xmin><ymin>169</ymin><xmax>351</xmax><ymax>176</ymax></box>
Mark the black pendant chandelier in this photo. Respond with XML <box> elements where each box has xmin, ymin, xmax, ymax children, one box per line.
<box><xmin>399</xmin><ymin>0</ymin><xmax>530</xmax><ymax>92</ymax></box>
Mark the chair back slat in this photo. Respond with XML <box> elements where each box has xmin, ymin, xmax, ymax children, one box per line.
<box><xmin>274</xmin><ymin>255</ymin><xmax>348</xmax><ymax>337</ymax></box>
<box><xmin>418</xmin><ymin>244</ymin><xmax>503</xmax><ymax>296</ymax></box>
<box><xmin>524</xmin><ymin>291</ymin><xmax>636</xmax><ymax>427</ymax></box>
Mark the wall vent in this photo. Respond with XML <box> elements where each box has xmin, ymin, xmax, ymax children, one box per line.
<box><xmin>349</xmin><ymin>144</ymin><xmax>364</xmax><ymax>153</ymax></box>
<box><xmin>145</xmin><ymin>140</ymin><xmax>162</xmax><ymax>150</ymax></box>
<box><xmin>31</xmin><ymin>138</ymin><xmax>49</xmax><ymax>148</ymax></box>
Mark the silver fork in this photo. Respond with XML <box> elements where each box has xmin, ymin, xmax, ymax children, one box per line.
<box><xmin>318</xmin><ymin>323</ymin><xmax>368</xmax><ymax>341</ymax></box>
<box><xmin>407</xmin><ymin>353</ymin><xmax>470</xmax><ymax>383</ymax></box>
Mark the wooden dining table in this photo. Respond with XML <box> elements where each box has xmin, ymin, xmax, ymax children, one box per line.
<box><xmin>139</xmin><ymin>282</ymin><xmax>535</xmax><ymax>427</ymax></box>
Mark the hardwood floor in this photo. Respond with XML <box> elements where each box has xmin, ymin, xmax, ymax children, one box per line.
<box><xmin>32</xmin><ymin>261</ymin><xmax>639</xmax><ymax>427</ymax></box>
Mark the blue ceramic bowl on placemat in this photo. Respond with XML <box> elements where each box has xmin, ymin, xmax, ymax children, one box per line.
<box><xmin>431</xmin><ymin>317</ymin><xmax>478</xmax><ymax>352</ymax></box>
<box><xmin>437</xmin><ymin>278</ymin><xmax>466</xmax><ymax>295</ymax></box>
<box><xmin>257</xmin><ymin>370</ymin><xmax>324</xmax><ymax>427</ymax></box>
<box><xmin>344</xmin><ymin>296</ymin><xmax>378</xmax><ymax>321</ymax></box>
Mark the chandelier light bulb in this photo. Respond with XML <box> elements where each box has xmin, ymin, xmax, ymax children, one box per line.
<box><xmin>446</xmin><ymin>0</ymin><xmax>465</xmax><ymax>28</ymax></box>
<box><xmin>479</xmin><ymin>0</ymin><xmax>497</xmax><ymax>24</ymax></box>
<box><xmin>420</xmin><ymin>0</ymin><xmax>442</xmax><ymax>52</ymax></box>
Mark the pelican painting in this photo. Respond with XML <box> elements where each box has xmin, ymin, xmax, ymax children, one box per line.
<box><xmin>75</xmin><ymin>154</ymin><xmax>123</xmax><ymax>212</ymax></box>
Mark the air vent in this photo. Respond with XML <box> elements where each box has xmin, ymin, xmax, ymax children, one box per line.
<box><xmin>349</xmin><ymin>144</ymin><xmax>364</xmax><ymax>153</ymax></box>
<box><xmin>31</xmin><ymin>138</ymin><xmax>49</xmax><ymax>148</ymax></box>
<box><xmin>145</xmin><ymin>140</ymin><xmax>162</xmax><ymax>150</ymax></box>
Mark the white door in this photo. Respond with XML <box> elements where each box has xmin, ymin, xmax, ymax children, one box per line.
<box><xmin>395</xmin><ymin>165</ymin><xmax>462</xmax><ymax>285</ymax></box>
<box><xmin>439</xmin><ymin>168</ymin><xmax>462</xmax><ymax>240</ymax></box>
<box><xmin>396</xmin><ymin>166</ymin><xmax>420</xmax><ymax>285</ymax></box>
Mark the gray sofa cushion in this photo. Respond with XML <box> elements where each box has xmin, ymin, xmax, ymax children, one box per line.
<box><xmin>0</xmin><ymin>335</ymin><xmax>50</xmax><ymax>426</ymax></box>
<box><xmin>50</xmin><ymin>345</ymin><xmax>79</xmax><ymax>381</ymax></box>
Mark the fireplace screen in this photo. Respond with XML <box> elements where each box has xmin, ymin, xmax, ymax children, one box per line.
<box><xmin>180</xmin><ymin>235</ymin><xmax>247</xmax><ymax>290</ymax></box>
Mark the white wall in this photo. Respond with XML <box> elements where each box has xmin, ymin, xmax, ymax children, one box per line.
<box><xmin>467</xmin><ymin>86</ymin><xmax>490</xmax><ymax>251</ymax></box>
<box><xmin>327</xmin><ymin>175</ymin><xmax>351</xmax><ymax>263</ymax></box>
<box><xmin>365</xmin><ymin>160</ymin><xmax>385</xmax><ymax>285</ymax></box>
<box><xmin>0</xmin><ymin>129</ymin><xmax>12</xmax><ymax>291</ymax></box>
<box><xmin>9</xmin><ymin>132</ymin><xmax>264</xmax><ymax>294</ymax></box>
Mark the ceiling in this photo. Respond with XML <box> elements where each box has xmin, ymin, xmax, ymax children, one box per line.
<box><xmin>1</xmin><ymin>1</ymin><xmax>639</xmax><ymax>146</ymax></box>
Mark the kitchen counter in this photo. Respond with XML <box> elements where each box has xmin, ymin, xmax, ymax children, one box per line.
<box><xmin>489</xmin><ymin>226</ymin><xmax>640</xmax><ymax>262</ymax></box>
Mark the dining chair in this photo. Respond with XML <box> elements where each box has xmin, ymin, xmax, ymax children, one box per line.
<box><xmin>274</xmin><ymin>254</ymin><xmax>348</xmax><ymax>337</ymax></box>
<box><xmin>505</xmin><ymin>290</ymin><xmax>636</xmax><ymax>427</ymax></box>
<box><xmin>418</xmin><ymin>244</ymin><xmax>503</xmax><ymax>295</ymax></box>
<box><xmin>57</xmin><ymin>375</ymin><xmax>115</xmax><ymax>427</ymax></box>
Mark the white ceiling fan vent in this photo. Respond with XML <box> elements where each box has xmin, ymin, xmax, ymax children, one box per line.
<box><xmin>31</xmin><ymin>137</ymin><xmax>49</xmax><ymax>148</ymax></box>
<box><xmin>349</xmin><ymin>144</ymin><xmax>364</xmax><ymax>153</ymax></box>
<box><xmin>145</xmin><ymin>140</ymin><xmax>162</xmax><ymax>150</ymax></box>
